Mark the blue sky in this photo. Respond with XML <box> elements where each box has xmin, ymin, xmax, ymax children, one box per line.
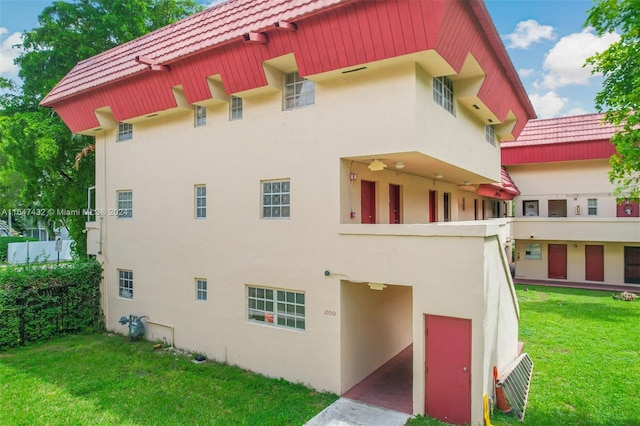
<box><xmin>0</xmin><ymin>0</ymin><xmax>618</xmax><ymax>119</ymax></box>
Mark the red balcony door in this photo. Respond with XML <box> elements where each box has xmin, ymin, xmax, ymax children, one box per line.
<box><xmin>548</xmin><ymin>244</ymin><xmax>567</xmax><ymax>279</ymax></box>
<box><xmin>361</xmin><ymin>180</ymin><xmax>376</xmax><ymax>224</ymax></box>
<box><xmin>425</xmin><ymin>315</ymin><xmax>471</xmax><ymax>425</ymax></box>
<box><xmin>585</xmin><ymin>245</ymin><xmax>604</xmax><ymax>281</ymax></box>
<box><xmin>389</xmin><ymin>184</ymin><xmax>401</xmax><ymax>224</ymax></box>
<box><xmin>429</xmin><ymin>190</ymin><xmax>437</xmax><ymax>223</ymax></box>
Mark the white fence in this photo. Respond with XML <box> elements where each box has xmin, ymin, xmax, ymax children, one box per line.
<box><xmin>7</xmin><ymin>240</ymin><xmax>73</xmax><ymax>264</ymax></box>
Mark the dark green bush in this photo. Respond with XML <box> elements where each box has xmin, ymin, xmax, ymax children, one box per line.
<box><xmin>0</xmin><ymin>260</ymin><xmax>103</xmax><ymax>350</ymax></box>
<box><xmin>0</xmin><ymin>236</ymin><xmax>38</xmax><ymax>262</ymax></box>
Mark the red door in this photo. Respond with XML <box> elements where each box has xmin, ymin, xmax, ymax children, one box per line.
<box><xmin>361</xmin><ymin>180</ymin><xmax>376</xmax><ymax>224</ymax></box>
<box><xmin>585</xmin><ymin>245</ymin><xmax>604</xmax><ymax>281</ymax></box>
<box><xmin>429</xmin><ymin>190</ymin><xmax>437</xmax><ymax>223</ymax></box>
<box><xmin>425</xmin><ymin>315</ymin><xmax>471</xmax><ymax>425</ymax></box>
<box><xmin>548</xmin><ymin>244</ymin><xmax>567</xmax><ymax>279</ymax></box>
<box><xmin>389</xmin><ymin>184</ymin><xmax>401</xmax><ymax>224</ymax></box>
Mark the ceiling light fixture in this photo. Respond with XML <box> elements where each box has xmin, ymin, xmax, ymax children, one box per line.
<box><xmin>394</xmin><ymin>162</ymin><xmax>405</xmax><ymax>170</ymax></box>
<box><xmin>435</xmin><ymin>173</ymin><xmax>444</xmax><ymax>179</ymax></box>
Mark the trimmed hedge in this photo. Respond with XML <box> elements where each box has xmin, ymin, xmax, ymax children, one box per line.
<box><xmin>0</xmin><ymin>260</ymin><xmax>103</xmax><ymax>350</ymax></box>
<box><xmin>0</xmin><ymin>236</ymin><xmax>38</xmax><ymax>262</ymax></box>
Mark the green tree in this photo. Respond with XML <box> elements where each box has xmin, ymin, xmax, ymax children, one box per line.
<box><xmin>586</xmin><ymin>0</ymin><xmax>640</xmax><ymax>200</ymax></box>
<box><xmin>0</xmin><ymin>0</ymin><xmax>203</xmax><ymax>255</ymax></box>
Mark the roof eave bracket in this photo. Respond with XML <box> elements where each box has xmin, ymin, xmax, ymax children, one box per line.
<box><xmin>243</xmin><ymin>32</ymin><xmax>269</xmax><ymax>44</ymax></box>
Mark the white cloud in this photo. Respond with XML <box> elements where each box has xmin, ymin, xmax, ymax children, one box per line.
<box><xmin>567</xmin><ymin>106</ymin><xmax>589</xmax><ymax>116</ymax></box>
<box><xmin>537</xmin><ymin>28</ymin><xmax>619</xmax><ymax>90</ymax></box>
<box><xmin>529</xmin><ymin>91</ymin><xmax>568</xmax><ymax>118</ymax></box>
<box><xmin>518</xmin><ymin>68</ymin><xmax>534</xmax><ymax>78</ymax></box>
<box><xmin>504</xmin><ymin>20</ymin><xmax>556</xmax><ymax>49</ymax></box>
<box><xmin>0</xmin><ymin>28</ymin><xmax>23</xmax><ymax>78</ymax></box>
<box><xmin>205</xmin><ymin>0</ymin><xmax>228</xmax><ymax>7</ymax></box>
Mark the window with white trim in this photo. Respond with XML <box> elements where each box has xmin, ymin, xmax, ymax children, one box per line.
<box><xmin>247</xmin><ymin>286</ymin><xmax>305</xmax><ymax>330</ymax></box>
<box><xmin>433</xmin><ymin>76</ymin><xmax>454</xmax><ymax>115</ymax></box>
<box><xmin>119</xmin><ymin>269</ymin><xmax>133</xmax><ymax>298</ymax></box>
<box><xmin>262</xmin><ymin>179</ymin><xmax>290</xmax><ymax>218</ymax></box>
<box><xmin>485</xmin><ymin>125</ymin><xmax>496</xmax><ymax>145</ymax></box>
<box><xmin>230</xmin><ymin>96</ymin><xmax>243</xmax><ymax>120</ymax></box>
<box><xmin>284</xmin><ymin>72</ymin><xmax>315</xmax><ymax>110</ymax></box>
<box><xmin>588</xmin><ymin>198</ymin><xmax>598</xmax><ymax>216</ymax></box>
<box><xmin>195</xmin><ymin>185</ymin><xmax>206</xmax><ymax>219</ymax></box>
<box><xmin>195</xmin><ymin>106</ymin><xmax>207</xmax><ymax>127</ymax></box>
<box><xmin>196</xmin><ymin>279</ymin><xmax>207</xmax><ymax>301</ymax></box>
<box><xmin>117</xmin><ymin>190</ymin><xmax>133</xmax><ymax>218</ymax></box>
<box><xmin>117</xmin><ymin>122</ymin><xmax>133</xmax><ymax>141</ymax></box>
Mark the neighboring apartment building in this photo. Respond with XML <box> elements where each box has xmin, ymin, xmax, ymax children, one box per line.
<box><xmin>42</xmin><ymin>0</ymin><xmax>535</xmax><ymax>423</ymax></box>
<box><xmin>503</xmin><ymin>113</ymin><xmax>640</xmax><ymax>288</ymax></box>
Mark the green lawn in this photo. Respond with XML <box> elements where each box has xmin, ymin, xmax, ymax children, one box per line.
<box><xmin>1</xmin><ymin>287</ymin><xmax>639</xmax><ymax>426</ymax></box>
<box><xmin>409</xmin><ymin>286</ymin><xmax>640</xmax><ymax>426</ymax></box>
<box><xmin>0</xmin><ymin>333</ymin><xmax>337</xmax><ymax>425</ymax></box>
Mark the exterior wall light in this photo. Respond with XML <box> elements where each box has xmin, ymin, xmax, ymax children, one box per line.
<box><xmin>394</xmin><ymin>162</ymin><xmax>405</xmax><ymax>169</ymax></box>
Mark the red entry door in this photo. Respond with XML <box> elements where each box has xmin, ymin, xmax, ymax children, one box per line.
<box><xmin>429</xmin><ymin>190</ymin><xmax>437</xmax><ymax>223</ymax></box>
<box><xmin>389</xmin><ymin>184</ymin><xmax>401</xmax><ymax>224</ymax></box>
<box><xmin>361</xmin><ymin>180</ymin><xmax>376</xmax><ymax>224</ymax></box>
<box><xmin>425</xmin><ymin>315</ymin><xmax>471</xmax><ymax>425</ymax></box>
<box><xmin>548</xmin><ymin>244</ymin><xmax>567</xmax><ymax>279</ymax></box>
<box><xmin>585</xmin><ymin>245</ymin><xmax>604</xmax><ymax>281</ymax></box>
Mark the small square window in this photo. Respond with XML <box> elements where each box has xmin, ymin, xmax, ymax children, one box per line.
<box><xmin>196</xmin><ymin>279</ymin><xmax>207</xmax><ymax>301</ymax></box>
<box><xmin>523</xmin><ymin>200</ymin><xmax>539</xmax><ymax>217</ymax></box>
<box><xmin>230</xmin><ymin>96</ymin><xmax>243</xmax><ymax>120</ymax></box>
<box><xmin>195</xmin><ymin>185</ymin><xmax>206</xmax><ymax>219</ymax></box>
<box><xmin>119</xmin><ymin>269</ymin><xmax>133</xmax><ymax>298</ymax></box>
<box><xmin>524</xmin><ymin>243</ymin><xmax>541</xmax><ymax>260</ymax></box>
<box><xmin>433</xmin><ymin>76</ymin><xmax>454</xmax><ymax>115</ymax></box>
<box><xmin>117</xmin><ymin>190</ymin><xmax>133</xmax><ymax>218</ymax></box>
<box><xmin>588</xmin><ymin>199</ymin><xmax>598</xmax><ymax>216</ymax></box>
<box><xmin>284</xmin><ymin>72</ymin><xmax>315</xmax><ymax>110</ymax></box>
<box><xmin>117</xmin><ymin>122</ymin><xmax>133</xmax><ymax>141</ymax></box>
<box><xmin>262</xmin><ymin>179</ymin><xmax>290</xmax><ymax>218</ymax></box>
<box><xmin>195</xmin><ymin>106</ymin><xmax>207</xmax><ymax>127</ymax></box>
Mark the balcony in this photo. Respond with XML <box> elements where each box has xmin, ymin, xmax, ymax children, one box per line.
<box><xmin>511</xmin><ymin>217</ymin><xmax>640</xmax><ymax>243</ymax></box>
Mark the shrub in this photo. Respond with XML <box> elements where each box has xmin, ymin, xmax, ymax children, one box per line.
<box><xmin>0</xmin><ymin>260</ymin><xmax>103</xmax><ymax>350</ymax></box>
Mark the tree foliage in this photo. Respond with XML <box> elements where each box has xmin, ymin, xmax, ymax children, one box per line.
<box><xmin>586</xmin><ymin>0</ymin><xmax>640</xmax><ymax>200</ymax></box>
<box><xmin>0</xmin><ymin>0</ymin><xmax>203</xmax><ymax>255</ymax></box>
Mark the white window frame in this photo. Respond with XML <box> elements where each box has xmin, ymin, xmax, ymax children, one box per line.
<box><xmin>118</xmin><ymin>269</ymin><xmax>133</xmax><ymax>299</ymax></box>
<box><xmin>588</xmin><ymin>198</ymin><xmax>598</xmax><ymax>216</ymax></box>
<box><xmin>230</xmin><ymin>96</ymin><xmax>243</xmax><ymax>120</ymax></box>
<box><xmin>261</xmin><ymin>179</ymin><xmax>290</xmax><ymax>219</ymax></box>
<box><xmin>485</xmin><ymin>125</ymin><xmax>496</xmax><ymax>146</ymax></box>
<box><xmin>195</xmin><ymin>106</ymin><xmax>207</xmax><ymax>127</ymax></box>
<box><xmin>195</xmin><ymin>185</ymin><xmax>206</xmax><ymax>219</ymax></box>
<box><xmin>433</xmin><ymin>76</ymin><xmax>454</xmax><ymax>115</ymax></box>
<box><xmin>117</xmin><ymin>122</ymin><xmax>133</xmax><ymax>141</ymax></box>
<box><xmin>196</xmin><ymin>278</ymin><xmax>207</xmax><ymax>301</ymax></box>
<box><xmin>283</xmin><ymin>71</ymin><xmax>315</xmax><ymax>110</ymax></box>
<box><xmin>247</xmin><ymin>286</ymin><xmax>305</xmax><ymax>330</ymax></box>
<box><xmin>117</xmin><ymin>190</ymin><xmax>133</xmax><ymax>219</ymax></box>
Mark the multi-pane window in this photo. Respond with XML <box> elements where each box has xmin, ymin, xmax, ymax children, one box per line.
<box><xmin>230</xmin><ymin>96</ymin><xmax>243</xmax><ymax>120</ymax></box>
<box><xmin>195</xmin><ymin>106</ymin><xmax>207</xmax><ymax>127</ymax></box>
<box><xmin>485</xmin><ymin>125</ymin><xmax>496</xmax><ymax>145</ymax></box>
<box><xmin>588</xmin><ymin>199</ymin><xmax>598</xmax><ymax>216</ymax></box>
<box><xmin>247</xmin><ymin>286</ymin><xmax>305</xmax><ymax>330</ymax></box>
<box><xmin>119</xmin><ymin>269</ymin><xmax>133</xmax><ymax>299</ymax></box>
<box><xmin>433</xmin><ymin>76</ymin><xmax>454</xmax><ymax>115</ymax></box>
<box><xmin>284</xmin><ymin>72</ymin><xmax>315</xmax><ymax>110</ymax></box>
<box><xmin>262</xmin><ymin>179</ymin><xmax>290</xmax><ymax>218</ymax></box>
<box><xmin>117</xmin><ymin>190</ymin><xmax>133</xmax><ymax>218</ymax></box>
<box><xmin>117</xmin><ymin>122</ymin><xmax>133</xmax><ymax>141</ymax></box>
<box><xmin>195</xmin><ymin>185</ymin><xmax>206</xmax><ymax>219</ymax></box>
<box><xmin>196</xmin><ymin>279</ymin><xmax>207</xmax><ymax>301</ymax></box>
<box><xmin>524</xmin><ymin>243</ymin><xmax>541</xmax><ymax>260</ymax></box>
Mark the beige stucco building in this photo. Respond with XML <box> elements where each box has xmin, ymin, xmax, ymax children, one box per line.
<box><xmin>503</xmin><ymin>114</ymin><xmax>640</xmax><ymax>288</ymax></box>
<box><xmin>42</xmin><ymin>0</ymin><xmax>536</xmax><ymax>424</ymax></box>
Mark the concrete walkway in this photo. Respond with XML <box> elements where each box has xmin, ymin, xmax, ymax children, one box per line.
<box><xmin>305</xmin><ymin>398</ymin><xmax>412</xmax><ymax>426</ymax></box>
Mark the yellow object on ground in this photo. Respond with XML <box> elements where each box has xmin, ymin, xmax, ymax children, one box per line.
<box><xmin>484</xmin><ymin>393</ymin><xmax>492</xmax><ymax>426</ymax></box>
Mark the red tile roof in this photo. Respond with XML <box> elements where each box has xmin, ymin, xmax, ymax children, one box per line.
<box><xmin>42</xmin><ymin>0</ymin><xmax>350</xmax><ymax>105</ymax></box>
<box><xmin>501</xmin><ymin>113</ymin><xmax>616</xmax><ymax>147</ymax></box>
<box><xmin>501</xmin><ymin>113</ymin><xmax>618</xmax><ymax>164</ymax></box>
